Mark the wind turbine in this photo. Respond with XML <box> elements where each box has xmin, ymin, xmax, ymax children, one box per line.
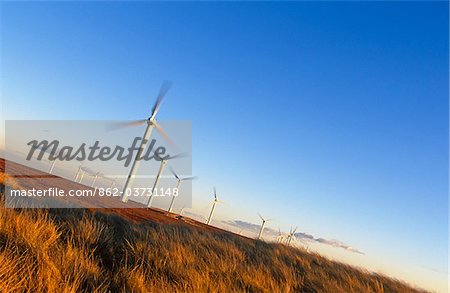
<box><xmin>91</xmin><ymin>171</ymin><xmax>103</xmax><ymax>187</ymax></box>
<box><xmin>113</xmin><ymin>81</ymin><xmax>174</xmax><ymax>203</ymax></box>
<box><xmin>167</xmin><ymin>168</ymin><xmax>196</xmax><ymax>213</ymax></box>
<box><xmin>108</xmin><ymin>178</ymin><xmax>116</xmax><ymax>189</ymax></box>
<box><xmin>49</xmin><ymin>159</ymin><xmax>57</xmax><ymax>174</ymax></box>
<box><xmin>74</xmin><ymin>165</ymin><xmax>83</xmax><ymax>181</ymax></box>
<box><xmin>206</xmin><ymin>187</ymin><xmax>224</xmax><ymax>225</ymax></box>
<box><xmin>276</xmin><ymin>228</ymin><xmax>285</xmax><ymax>243</ymax></box>
<box><xmin>146</xmin><ymin>152</ymin><xmax>186</xmax><ymax>208</ymax></box>
<box><xmin>36</xmin><ymin>145</ymin><xmax>60</xmax><ymax>174</ymax></box>
<box><xmin>257</xmin><ymin>213</ymin><xmax>273</xmax><ymax>240</ymax></box>
<box><xmin>286</xmin><ymin>227</ymin><xmax>298</xmax><ymax>246</ymax></box>
<box><xmin>78</xmin><ymin>167</ymin><xmax>93</xmax><ymax>184</ymax></box>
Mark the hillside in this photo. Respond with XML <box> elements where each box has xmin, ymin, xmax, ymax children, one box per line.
<box><xmin>0</xmin><ymin>159</ymin><xmax>428</xmax><ymax>292</ymax></box>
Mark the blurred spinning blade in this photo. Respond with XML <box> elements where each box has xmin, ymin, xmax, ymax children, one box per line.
<box><xmin>105</xmin><ymin>81</ymin><xmax>176</xmax><ymax>148</ymax></box>
<box><xmin>151</xmin><ymin>80</ymin><xmax>172</xmax><ymax>120</ymax></box>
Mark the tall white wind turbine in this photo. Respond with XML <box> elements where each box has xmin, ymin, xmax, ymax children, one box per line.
<box><xmin>257</xmin><ymin>213</ymin><xmax>273</xmax><ymax>240</ymax></box>
<box><xmin>206</xmin><ymin>187</ymin><xmax>224</xmax><ymax>225</ymax></box>
<box><xmin>167</xmin><ymin>168</ymin><xmax>196</xmax><ymax>213</ymax></box>
<box><xmin>113</xmin><ymin>81</ymin><xmax>174</xmax><ymax>203</ymax></box>
<box><xmin>146</xmin><ymin>153</ymin><xmax>186</xmax><ymax>208</ymax></box>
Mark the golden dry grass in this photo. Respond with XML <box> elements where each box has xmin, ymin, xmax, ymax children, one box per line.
<box><xmin>0</xmin><ymin>183</ymin><xmax>427</xmax><ymax>292</ymax></box>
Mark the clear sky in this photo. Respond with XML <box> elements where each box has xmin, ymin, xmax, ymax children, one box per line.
<box><xmin>1</xmin><ymin>2</ymin><xmax>448</xmax><ymax>292</ymax></box>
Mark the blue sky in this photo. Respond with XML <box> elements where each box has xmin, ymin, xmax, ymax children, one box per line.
<box><xmin>1</xmin><ymin>2</ymin><xmax>448</xmax><ymax>291</ymax></box>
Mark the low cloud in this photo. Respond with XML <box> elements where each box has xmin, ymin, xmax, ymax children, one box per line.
<box><xmin>315</xmin><ymin>238</ymin><xmax>364</xmax><ymax>255</ymax></box>
<box><xmin>225</xmin><ymin>219</ymin><xmax>364</xmax><ymax>255</ymax></box>
<box><xmin>225</xmin><ymin>220</ymin><xmax>262</xmax><ymax>232</ymax></box>
<box><xmin>294</xmin><ymin>232</ymin><xmax>315</xmax><ymax>240</ymax></box>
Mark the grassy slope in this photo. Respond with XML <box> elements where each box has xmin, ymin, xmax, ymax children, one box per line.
<box><xmin>0</xmin><ymin>173</ymin><xmax>427</xmax><ymax>293</ymax></box>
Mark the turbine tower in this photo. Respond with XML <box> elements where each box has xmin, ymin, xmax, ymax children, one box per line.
<box><xmin>78</xmin><ymin>169</ymin><xmax>85</xmax><ymax>183</ymax></box>
<box><xmin>91</xmin><ymin>171</ymin><xmax>103</xmax><ymax>187</ymax></box>
<box><xmin>206</xmin><ymin>187</ymin><xmax>223</xmax><ymax>225</ymax></box>
<box><xmin>146</xmin><ymin>153</ymin><xmax>186</xmax><ymax>208</ymax></box>
<box><xmin>49</xmin><ymin>159</ymin><xmax>57</xmax><ymax>174</ymax></box>
<box><xmin>167</xmin><ymin>168</ymin><xmax>196</xmax><ymax>213</ymax></box>
<box><xmin>116</xmin><ymin>81</ymin><xmax>173</xmax><ymax>203</ymax></box>
<box><xmin>257</xmin><ymin>213</ymin><xmax>273</xmax><ymax>240</ymax></box>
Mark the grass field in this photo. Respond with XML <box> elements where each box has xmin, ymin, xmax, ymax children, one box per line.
<box><xmin>0</xmin><ymin>170</ymin><xmax>428</xmax><ymax>293</ymax></box>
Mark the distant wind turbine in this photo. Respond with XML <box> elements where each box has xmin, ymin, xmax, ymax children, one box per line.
<box><xmin>109</xmin><ymin>178</ymin><xmax>116</xmax><ymax>189</ymax></box>
<box><xmin>286</xmin><ymin>227</ymin><xmax>298</xmax><ymax>246</ymax></box>
<box><xmin>74</xmin><ymin>165</ymin><xmax>83</xmax><ymax>181</ymax></box>
<box><xmin>36</xmin><ymin>145</ymin><xmax>60</xmax><ymax>174</ymax></box>
<box><xmin>257</xmin><ymin>213</ymin><xmax>273</xmax><ymax>240</ymax></box>
<box><xmin>276</xmin><ymin>228</ymin><xmax>285</xmax><ymax>243</ymax></box>
<box><xmin>78</xmin><ymin>167</ymin><xmax>93</xmax><ymax>184</ymax></box>
<box><xmin>206</xmin><ymin>187</ymin><xmax>224</xmax><ymax>225</ymax></box>
<box><xmin>167</xmin><ymin>168</ymin><xmax>196</xmax><ymax>213</ymax></box>
<box><xmin>179</xmin><ymin>206</ymin><xmax>186</xmax><ymax>216</ymax></box>
<box><xmin>91</xmin><ymin>171</ymin><xmax>103</xmax><ymax>187</ymax></box>
<box><xmin>49</xmin><ymin>159</ymin><xmax>57</xmax><ymax>174</ymax></box>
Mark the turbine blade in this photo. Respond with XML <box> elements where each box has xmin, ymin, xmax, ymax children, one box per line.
<box><xmin>167</xmin><ymin>152</ymin><xmax>189</xmax><ymax>160</ymax></box>
<box><xmin>151</xmin><ymin>80</ymin><xmax>172</xmax><ymax>118</ymax></box>
<box><xmin>81</xmin><ymin>167</ymin><xmax>94</xmax><ymax>174</ymax></box>
<box><xmin>257</xmin><ymin>213</ymin><xmax>264</xmax><ymax>221</ymax></box>
<box><xmin>105</xmin><ymin>120</ymin><xmax>146</xmax><ymax>131</ymax></box>
<box><xmin>181</xmin><ymin>176</ymin><xmax>197</xmax><ymax>181</ymax></box>
<box><xmin>152</xmin><ymin>120</ymin><xmax>176</xmax><ymax>148</ymax></box>
<box><xmin>169</xmin><ymin>167</ymin><xmax>180</xmax><ymax>180</ymax></box>
<box><xmin>213</xmin><ymin>187</ymin><xmax>217</xmax><ymax>201</ymax></box>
